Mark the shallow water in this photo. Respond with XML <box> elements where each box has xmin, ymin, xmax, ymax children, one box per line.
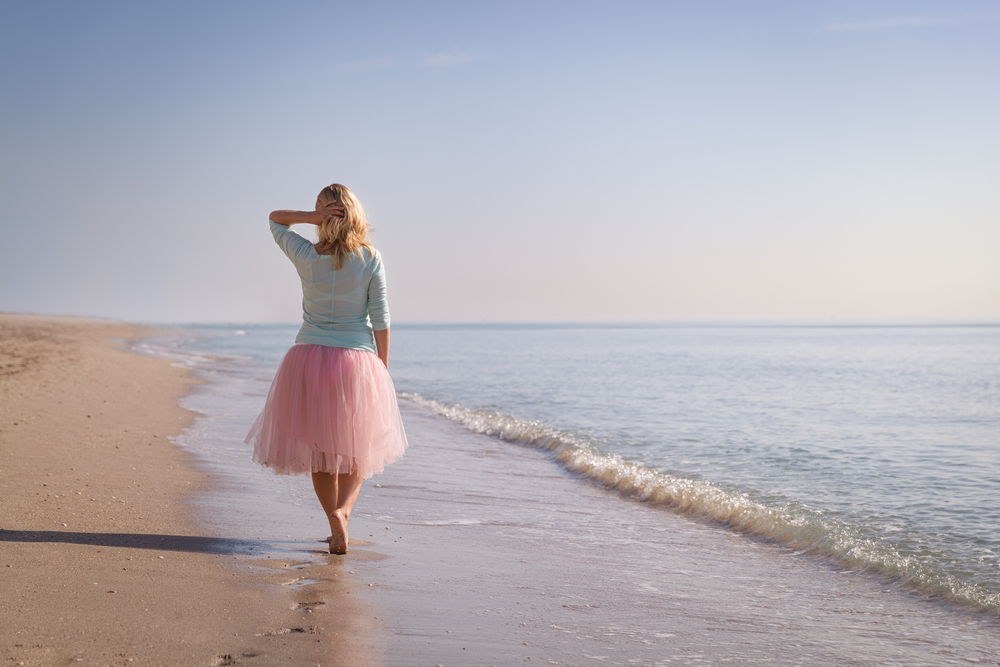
<box><xmin>353</xmin><ymin>401</ymin><xmax>1000</xmax><ymax>666</ymax></box>
<box><xmin>391</xmin><ymin>323</ymin><xmax>1000</xmax><ymax>613</ymax></box>
<box><xmin>137</xmin><ymin>322</ymin><xmax>1000</xmax><ymax>615</ymax></box>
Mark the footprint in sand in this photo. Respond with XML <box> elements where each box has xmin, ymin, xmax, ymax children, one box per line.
<box><xmin>294</xmin><ymin>601</ymin><xmax>326</xmax><ymax>610</ymax></box>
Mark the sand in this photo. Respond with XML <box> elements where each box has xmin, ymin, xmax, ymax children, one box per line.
<box><xmin>0</xmin><ymin>314</ymin><xmax>377</xmax><ymax>666</ymax></box>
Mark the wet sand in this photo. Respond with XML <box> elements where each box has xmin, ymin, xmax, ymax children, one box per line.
<box><xmin>0</xmin><ymin>314</ymin><xmax>377</xmax><ymax>666</ymax></box>
<box><xmin>190</xmin><ymin>384</ymin><xmax>1000</xmax><ymax>666</ymax></box>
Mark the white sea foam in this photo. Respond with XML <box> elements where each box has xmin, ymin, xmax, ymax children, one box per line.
<box><xmin>400</xmin><ymin>391</ymin><xmax>1000</xmax><ymax>614</ymax></box>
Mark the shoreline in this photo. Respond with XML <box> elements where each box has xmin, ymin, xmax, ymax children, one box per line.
<box><xmin>334</xmin><ymin>400</ymin><xmax>1000</xmax><ymax>665</ymax></box>
<box><xmin>0</xmin><ymin>314</ymin><xmax>377</xmax><ymax>666</ymax></box>
<box><xmin>5</xmin><ymin>314</ymin><xmax>1000</xmax><ymax>666</ymax></box>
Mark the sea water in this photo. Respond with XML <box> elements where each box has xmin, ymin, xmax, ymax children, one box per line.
<box><xmin>137</xmin><ymin>323</ymin><xmax>1000</xmax><ymax>615</ymax></box>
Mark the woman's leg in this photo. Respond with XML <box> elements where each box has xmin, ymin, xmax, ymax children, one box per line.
<box><xmin>311</xmin><ymin>471</ymin><xmax>364</xmax><ymax>554</ymax></box>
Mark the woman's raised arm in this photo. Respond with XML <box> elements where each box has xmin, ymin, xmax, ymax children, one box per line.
<box><xmin>269</xmin><ymin>202</ymin><xmax>345</xmax><ymax>226</ymax></box>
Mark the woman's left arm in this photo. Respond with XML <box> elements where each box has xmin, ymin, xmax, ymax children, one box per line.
<box><xmin>269</xmin><ymin>202</ymin><xmax>344</xmax><ymax>226</ymax></box>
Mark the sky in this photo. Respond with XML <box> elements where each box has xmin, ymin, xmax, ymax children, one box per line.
<box><xmin>1</xmin><ymin>0</ymin><xmax>998</xmax><ymax>324</ymax></box>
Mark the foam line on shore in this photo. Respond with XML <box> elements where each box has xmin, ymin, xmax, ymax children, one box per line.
<box><xmin>399</xmin><ymin>391</ymin><xmax>1000</xmax><ymax>614</ymax></box>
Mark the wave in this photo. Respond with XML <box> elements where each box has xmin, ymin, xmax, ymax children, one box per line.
<box><xmin>130</xmin><ymin>336</ymin><xmax>256</xmax><ymax>369</ymax></box>
<box><xmin>399</xmin><ymin>391</ymin><xmax>1000</xmax><ymax>615</ymax></box>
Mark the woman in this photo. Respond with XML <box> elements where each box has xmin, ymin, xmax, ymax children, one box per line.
<box><xmin>245</xmin><ymin>183</ymin><xmax>408</xmax><ymax>554</ymax></box>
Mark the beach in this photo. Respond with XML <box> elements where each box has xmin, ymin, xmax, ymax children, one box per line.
<box><xmin>0</xmin><ymin>315</ymin><xmax>378</xmax><ymax>666</ymax></box>
<box><xmin>3</xmin><ymin>315</ymin><xmax>1000</xmax><ymax>666</ymax></box>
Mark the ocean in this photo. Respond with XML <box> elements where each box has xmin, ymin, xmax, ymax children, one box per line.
<box><xmin>137</xmin><ymin>322</ymin><xmax>1000</xmax><ymax>617</ymax></box>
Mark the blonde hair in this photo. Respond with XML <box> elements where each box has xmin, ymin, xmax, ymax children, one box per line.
<box><xmin>314</xmin><ymin>183</ymin><xmax>375</xmax><ymax>269</ymax></box>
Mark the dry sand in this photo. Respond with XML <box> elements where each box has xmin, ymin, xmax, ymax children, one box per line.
<box><xmin>0</xmin><ymin>314</ymin><xmax>377</xmax><ymax>667</ymax></box>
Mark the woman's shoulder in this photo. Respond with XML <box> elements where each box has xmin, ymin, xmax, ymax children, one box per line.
<box><xmin>354</xmin><ymin>245</ymin><xmax>381</xmax><ymax>263</ymax></box>
<box><xmin>272</xmin><ymin>221</ymin><xmax>319</xmax><ymax>262</ymax></box>
<box><xmin>331</xmin><ymin>245</ymin><xmax>381</xmax><ymax>270</ymax></box>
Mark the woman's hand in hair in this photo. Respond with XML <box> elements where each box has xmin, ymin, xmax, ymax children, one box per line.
<box><xmin>269</xmin><ymin>202</ymin><xmax>345</xmax><ymax>226</ymax></box>
<box><xmin>317</xmin><ymin>201</ymin><xmax>346</xmax><ymax>220</ymax></box>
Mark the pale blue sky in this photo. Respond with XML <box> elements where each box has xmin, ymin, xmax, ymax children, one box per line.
<box><xmin>1</xmin><ymin>1</ymin><xmax>997</xmax><ymax>323</ymax></box>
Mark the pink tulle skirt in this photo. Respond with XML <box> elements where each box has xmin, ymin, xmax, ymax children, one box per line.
<box><xmin>245</xmin><ymin>344</ymin><xmax>407</xmax><ymax>479</ymax></box>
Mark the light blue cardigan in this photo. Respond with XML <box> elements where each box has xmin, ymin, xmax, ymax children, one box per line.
<box><xmin>270</xmin><ymin>220</ymin><xmax>390</xmax><ymax>354</ymax></box>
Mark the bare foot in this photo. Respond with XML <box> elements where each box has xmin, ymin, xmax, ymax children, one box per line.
<box><xmin>329</xmin><ymin>509</ymin><xmax>348</xmax><ymax>554</ymax></box>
